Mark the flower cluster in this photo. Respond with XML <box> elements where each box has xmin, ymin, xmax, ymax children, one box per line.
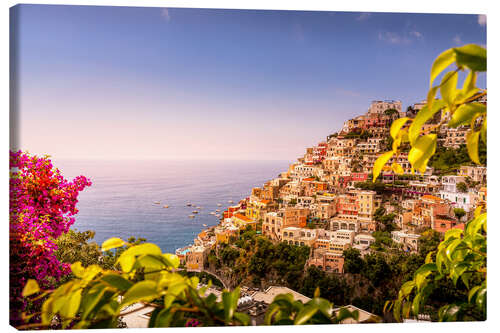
<box><xmin>9</xmin><ymin>150</ymin><xmax>91</xmax><ymax>325</ymax></box>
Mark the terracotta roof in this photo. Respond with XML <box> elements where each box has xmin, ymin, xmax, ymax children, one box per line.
<box><xmin>303</xmin><ymin>177</ymin><xmax>315</xmax><ymax>181</ymax></box>
<box><xmin>421</xmin><ymin>195</ymin><xmax>442</xmax><ymax>202</ymax></box>
<box><xmin>233</xmin><ymin>213</ymin><xmax>254</xmax><ymax>222</ymax></box>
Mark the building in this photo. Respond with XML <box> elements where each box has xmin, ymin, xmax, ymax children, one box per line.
<box><xmin>232</xmin><ymin>213</ymin><xmax>258</xmax><ymax>230</ymax></box>
<box><xmin>391</xmin><ymin>231</ymin><xmax>420</xmax><ymax>252</ymax></box>
<box><xmin>458</xmin><ymin>165</ymin><xmax>487</xmax><ymax>184</ymax></box>
<box><xmin>439</xmin><ymin>175</ymin><xmax>474</xmax><ymax>211</ymax></box>
<box><xmin>281</xmin><ymin>226</ymin><xmax>317</xmax><ymax>247</ymax></box>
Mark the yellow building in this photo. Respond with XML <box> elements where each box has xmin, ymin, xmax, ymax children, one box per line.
<box><xmin>232</xmin><ymin>213</ymin><xmax>258</xmax><ymax>230</ymax></box>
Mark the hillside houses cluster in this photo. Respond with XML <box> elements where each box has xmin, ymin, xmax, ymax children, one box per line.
<box><xmin>177</xmin><ymin>99</ymin><xmax>487</xmax><ymax>275</ymax></box>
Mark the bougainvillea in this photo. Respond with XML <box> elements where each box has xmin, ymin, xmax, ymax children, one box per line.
<box><xmin>9</xmin><ymin>150</ymin><xmax>91</xmax><ymax>325</ymax></box>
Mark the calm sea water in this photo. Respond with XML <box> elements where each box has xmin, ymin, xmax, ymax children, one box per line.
<box><xmin>54</xmin><ymin>159</ymin><xmax>289</xmax><ymax>253</ymax></box>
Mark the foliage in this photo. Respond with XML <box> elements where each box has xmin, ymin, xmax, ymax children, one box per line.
<box><xmin>373</xmin><ymin>44</ymin><xmax>486</xmax><ymax>180</ymax></box>
<box><xmin>429</xmin><ymin>144</ymin><xmax>486</xmax><ymax>172</ymax></box>
<box><xmin>10</xmin><ymin>151</ymin><xmax>92</xmax><ymax>325</ymax></box>
<box><xmin>457</xmin><ymin>182</ymin><xmax>468</xmax><ymax>193</ymax></box>
<box><xmin>354</xmin><ymin>181</ymin><xmax>386</xmax><ymax>193</ymax></box>
<box><xmin>453</xmin><ymin>208</ymin><xmax>466</xmax><ymax>221</ymax></box>
<box><xmin>373</xmin><ymin>45</ymin><xmax>487</xmax><ymax>322</ymax></box>
<box><xmin>19</xmin><ymin>238</ymin><xmax>357</xmax><ymax>329</ymax></box>
<box><xmin>386</xmin><ymin>212</ymin><xmax>486</xmax><ymax>321</ymax></box>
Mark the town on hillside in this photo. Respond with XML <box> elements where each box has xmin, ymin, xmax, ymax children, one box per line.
<box><xmin>171</xmin><ymin>97</ymin><xmax>487</xmax><ymax>320</ymax></box>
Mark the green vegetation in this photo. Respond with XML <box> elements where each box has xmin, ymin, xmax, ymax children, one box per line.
<box><xmin>373</xmin><ymin>44</ymin><xmax>487</xmax><ymax>322</ymax></box>
<box><xmin>354</xmin><ymin>181</ymin><xmax>386</xmax><ymax>193</ymax></box>
<box><xmin>453</xmin><ymin>208</ymin><xmax>466</xmax><ymax>221</ymax></box>
<box><xmin>429</xmin><ymin>144</ymin><xmax>486</xmax><ymax>172</ymax></box>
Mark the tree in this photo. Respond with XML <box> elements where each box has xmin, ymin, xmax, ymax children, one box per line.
<box><xmin>457</xmin><ymin>182</ymin><xmax>468</xmax><ymax>193</ymax></box>
<box><xmin>373</xmin><ymin>44</ymin><xmax>487</xmax><ymax>322</ymax></box>
<box><xmin>342</xmin><ymin>248</ymin><xmax>364</xmax><ymax>274</ymax></box>
<box><xmin>453</xmin><ymin>208</ymin><xmax>466</xmax><ymax>221</ymax></box>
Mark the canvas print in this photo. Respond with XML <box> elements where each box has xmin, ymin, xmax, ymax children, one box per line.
<box><xmin>9</xmin><ymin>4</ymin><xmax>487</xmax><ymax>329</ymax></box>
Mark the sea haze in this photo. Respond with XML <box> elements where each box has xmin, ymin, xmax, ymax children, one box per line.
<box><xmin>53</xmin><ymin>159</ymin><xmax>289</xmax><ymax>253</ymax></box>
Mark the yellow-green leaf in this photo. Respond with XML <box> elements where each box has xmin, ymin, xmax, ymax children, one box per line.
<box><xmin>102</xmin><ymin>237</ymin><xmax>125</xmax><ymax>252</ymax></box>
<box><xmin>121</xmin><ymin>280</ymin><xmax>158</xmax><ymax>309</ymax></box>
<box><xmin>440</xmin><ymin>71</ymin><xmax>458</xmax><ymax>109</ymax></box>
<box><xmin>466</xmin><ymin>129</ymin><xmax>480</xmax><ymax>164</ymax></box>
<box><xmin>61</xmin><ymin>289</ymin><xmax>82</xmax><ymax>321</ymax></box>
<box><xmin>71</xmin><ymin>262</ymin><xmax>85</xmax><ymax>278</ymax></box>
<box><xmin>408</xmin><ymin>100</ymin><xmax>444</xmax><ymax>145</ymax></box>
<box><xmin>117</xmin><ymin>243</ymin><xmax>163</xmax><ymax>273</ymax></box>
<box><xmin>448</xmin><ymin>103</ymin><xmax>486</xmax><ymax>128</ymax></box>
<box><xmin>372</xmin><ymin>151</ymin><xmax>394</xmax><ymax>182</ymax></box>
<box><xmin>454</xmin><ymin>44</ymin><xmax>486</xmax><ymax>72</ymax></box>
<box><xmin>430</xmin><ymin>48</ymin><xmax>456</xmax><ymax>88</ymax></box>
<box><xmin>391</xmin><ymin>162</ymin><xmax>404</xmax><ymax>175</ymax></box>
<box><xmin>390</xmin><ymin>117</ymin><xmax>410</xmax><ymax>139</ymax></box>
<box><xmin>22</xmin><ymin>279</ymin><xmax>40</xmax><ymax>297</ymax></box>
<box><xmin>408</xmin><ymin>134</ymin><xmax>437</xmax><ymax>173</ymax></box>
<box><xmin>480</xmin><ymin>117</ymin><xmax>486</xmax><ymax>144</ymax></box>
<box><xmin>426</xmin><ymin>86</ymin><xmax>439</xmax><ymax>112</ymax></box>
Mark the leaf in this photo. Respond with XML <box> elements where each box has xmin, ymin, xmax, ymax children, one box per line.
<box><xmin>474</xmin><ymin>205</ymin><xmax>483</xmax><ymax>218</ymax></box>
<box><xmin>454</xmin><ymin>44</ymin><xmax>486</xmax><ymax>72</ymax></box>
<box><xmin>222</xmin><ymin>287</ymin><xmax>240</xmax><ymax>322</ymax></box>
<box><xmin>426</xmin><ymin>86</ymin><xmax>439</xmax><ymax>112</ymax></box>
<box><xmin>480</xmin><ymin>117</ymin><xmax>486</xmax><ymax>144</ymax></box>
<box><xmin>100</xmin><ymin>273</ymin><xmax>133</xmax><ymax>292</ymax></box>
<box><xmin>400</xmin><ymin>281</ymin><xmax>415</xmax><ymax>297</ymax></box>
<box><xmin>408</xmin><ymin>134</ymin><xmax>437</xmax><ymax>173</ymax></box>
<box><xmin>61</xmin><ymin>289</ymin><xmax>82</xmax><ymax>322</ymax></box>
<box><xmin>101</xmin><ymin>237</ymin><xmax>125</xmax><ymax>252</ymax></box>
<box><xmin>294</xmin><ymin>304</ymin><xmax>318</xmax><ymax>325</ymax></box>
<box><xmin>393</xmin><ymin>299</ymin><xmax>402</xmax><ymax>322</ymax></box>
<box><xmin>372</xmin><ymin>151</ymin><xmax>394</xmax><ymax>182</ymax></box>
<box><xmin>444</xmin><ymin>228</ymin><xmax>463</xmax><ymax>241</ymax></box>
<box><xmin>448</xmin><ymin>103</ymin><xmax>486</xmax><ymax>128</ymax></box>
<box><xmin>466</xmin><ymin>129</ymin><xmax>480</xmax><ymax>164</ymax></box>
<box><xmin>335</xmin><ymin>307</ymin><xmax>358</xmax><ymax>323</ymax></box>
<box><xmin>233</xmin><ymin>312</ymin><xmax>251</xmax><ymax>325</ymax></box>
<box><xmin>440</xmin><ymin>71</ymin><xmax>458</xmax><ymax>108</ymax></box>
<box><xmin>391</xmin><ymin>162</ymin><xmax>404</xmax><ymax>175</ymax></box>
<box><xmin>412</xmin><ymin>293</ymin><xmax>422</xmax><ymax>316</ymax></box>
<box><xmin>408</xmin><ymin>100</ymin><xmax>444</xmax><ymax>145</ymax></box>
<box><xmin>80</xmin><ymin>284</ymin><xmax>107</xmax><ymax>320</ymax></box>
<box><xmin>22</xmin><ymin>279</ymin><xmax>40</xmax><ymax>297</ymax></box>
<box><xmin>120</xmin><ymin>280</ymin><xmax>158</xmax><ymax>309</ymax></box>
<box><xmin>71</xmin><ymin>262</ymin><xmax>86</xmax><ymax>278</ymax></box>
<box><xmin>390</xmin><ymin>117</ymin><xmax>410</xmax><ymax>139</ymax></box>
<box><xmin>162</xmin><ymin>254</ymin><xmax>180</xmax><ymax>269</ymax></box>
<box><xmin>414</xmin><ymin>263</ymin><xmax>437</xmax><ymax>279</ymax></box>
<box><xmin>430</xmin><ymin>48</ymin><xmax>456</xmax><ymax>88</ymax></box>
<box><xmin>117</xmin><ymin>243</ymin><xmax>163</xmax><ymax>273</ymax></box>
<box><xmin>425</xmin><ymin>251</ymin><xmax>434</xmax><ymax>264</ymax></box>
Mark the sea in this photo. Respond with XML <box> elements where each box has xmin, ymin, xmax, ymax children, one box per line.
<box><xmin>53</xmin><ymin>159</ymin><xmax>289</xmax><ymax>253</ymax></box>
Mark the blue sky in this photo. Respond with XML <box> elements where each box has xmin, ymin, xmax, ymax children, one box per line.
<box><xmin>12</xmin><ymin>5</ymin><xmax>487</xmax><ymax>160</ymax></box>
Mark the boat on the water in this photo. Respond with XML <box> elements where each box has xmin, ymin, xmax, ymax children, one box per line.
<box><xmin>196</xmin><ymin>206</ymin><xmax>201</xmax><ymax>209</ymax></box>
<box><xmin>228</xmin><ymin>200</ymin><xmax>234</xmax><ymax>204</ymax></box>
<box><xmin>217</xmin><ymin>203</ymin><xmax>222</xmax><ymax>207</ymax></box>
<box><xmin>215</xmin><ymin>209</ymin><xmax>220</xmax><ymax>212</ymax></box>
<box><xmin>189</xmin><ymin>215</ymin><xmax>195</xmax><ymax>218</ymax></box>
<box><xmin>163</xmin><ymin>205</ymin><xmax>169</xmax><ymax>208</ymax></box>
<box><xmin>192</xmin><ymin>210</ymin><xmax>198</xmax><ymax>214</ymax></box>
<box><xmin>210</xmin><ymin>212</ymin><xmax>216</xmax><ymax>215</ymax></box>
<box><xmin>154</xmin><ymin>201</ymin><xmax>161</xmax><ymax>204</ymax></box>
<box><xmin>187</xmin><ymin>203</ymin><xmax>192</xmax><ymax>206</ymax></box>
<box><xmin>202</xmin><ymin>224</ymin><xmax>207</xmax><ymax>227</ymax></box>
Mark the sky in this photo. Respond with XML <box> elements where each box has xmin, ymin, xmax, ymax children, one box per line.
<box><xmin>11</xmin><ymin>5</ymin><xmax>487</xmax><ymax>161</ymax></box>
